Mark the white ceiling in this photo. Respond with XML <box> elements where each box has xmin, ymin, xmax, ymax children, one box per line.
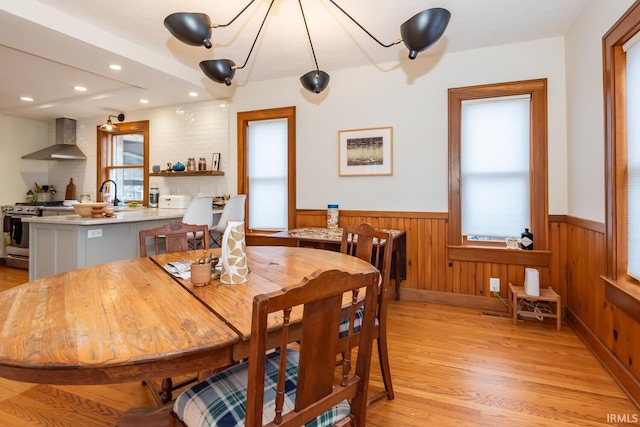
<box><xmin>0</xmin><ymin>0</ymin><xmax>588</xmax><ymax>121</ymax></box>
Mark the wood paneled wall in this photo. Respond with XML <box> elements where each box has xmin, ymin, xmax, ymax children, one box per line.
<box><xmin>285</xmin><ymin>209</ymin><xmax>640</xmax><ymax>406</ymax></box>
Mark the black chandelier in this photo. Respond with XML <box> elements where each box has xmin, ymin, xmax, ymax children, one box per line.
<box><xmin>164</xmin><ymin>1</ymin><xmax>450</xmax><ymax>94</ymax></box>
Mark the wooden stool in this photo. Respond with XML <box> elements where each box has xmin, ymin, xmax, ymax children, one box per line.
<box><xmin>508</xmin><ymin>283</ymin><xmax>561</xmax><ymax>330</ymax></box>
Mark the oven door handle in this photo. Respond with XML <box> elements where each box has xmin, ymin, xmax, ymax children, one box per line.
<box><xmin>11</xmin><ymin>217</ymin><xmax>23</xmax><ymax>246</ymax></box>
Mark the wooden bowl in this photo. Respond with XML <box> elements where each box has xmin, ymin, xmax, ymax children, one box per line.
<box><xmin>73</xmin><ymin>202</ymin><xmax>108</xmax><ymax>217</ymax></box>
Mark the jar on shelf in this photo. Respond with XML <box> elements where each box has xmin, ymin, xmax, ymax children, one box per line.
<box><xmin>187</xmin><ymin>157</ymin><xmax>196</xmax><ymax>171</ymax></box>
<box><xmin>198</xmin><ymin>157</ymin><xmax>207</xmax><ymax>171</ymax></box>
<box><xmin>327</xmin><ymin>204</ymin><xmax>339</xmax><ymax>229</ymax></box>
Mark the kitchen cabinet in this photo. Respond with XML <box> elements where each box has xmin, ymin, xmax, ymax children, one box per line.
<box><xmin>25</xmin><ymin>208</ymin><xmax>185</xmax><ymax>280</ymax></box>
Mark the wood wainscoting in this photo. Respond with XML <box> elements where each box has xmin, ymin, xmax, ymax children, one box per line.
<box><xmin>248</xmin><ymin>209</ymin><xmax>640</xmax><ymax>408</ymax></box>
<box><xmin>270</xmin><ymin>209</ymin><xmax>566</xmax><ymax>312</ymax></box>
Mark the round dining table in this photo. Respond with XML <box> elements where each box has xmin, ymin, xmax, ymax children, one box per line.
<box><xmin>0</xmin><ymin>246</ymin><xmax>378</xmax><ymax>426</ymax></box>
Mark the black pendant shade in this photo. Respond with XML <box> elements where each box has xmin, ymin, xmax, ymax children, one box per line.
<box><xmin>300</xmin><ymin>70</ymin><xmax>330</xmax><ymax>94</ymax></box>
<box><xmin>164</xmin><ymin>13</ymin><xmax>213</xmax><ymax>49</ymax></box>
<box><xmin>401</xmin><ymin>8</ymin><xmax>451</xmax><ymax>60</ymax></box>
<box><xmin>200</xmin><ymin>59</ymin><xmax>236</xmax><ymax>86</ymax></box>
<box><xmin>165</xmin><ymin>3</ymin><xmax>450</xmax><ymax>93</ymax></box>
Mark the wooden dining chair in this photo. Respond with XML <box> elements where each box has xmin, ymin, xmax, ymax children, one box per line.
<box><xmin>340</xmin><ymin>222</ymin><xmax>395</xmax><ymax>403</ymax></box>
<box><xmin>169</xmin><ymin>267</ymin><xmax>379</xmax><ymax>427</ymax></box>
<box><xmin>138</xmin><ymin>221</ymin><xmax>210</xmax><ymax>405</ymax></box>
<box><xmin>139</xmin><ymin>221</ymin><xmax>209</xmax><ymax>257</ymax></box>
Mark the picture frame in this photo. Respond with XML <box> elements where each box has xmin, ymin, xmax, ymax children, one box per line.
<box><xmin>211</xmin><ymin>153</ymin><xmax>220</xmax><ymax>171</ymax></box>
<box><xmin>338</xmin><ymin>126</ymin><xmax>393</xmax><ymax>176</ymax></box>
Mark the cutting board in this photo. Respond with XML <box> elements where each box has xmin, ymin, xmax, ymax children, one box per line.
<box><xmin>65</xmin><ymin>178</ymin><xmax>76</xmax><ymax>200</ymax></box>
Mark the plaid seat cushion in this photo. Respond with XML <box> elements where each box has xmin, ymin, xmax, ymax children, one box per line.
<box><xmin>338</xmin><ymin>305</ymin><xmax>364</xmax><ymax>338</ymax></box>
<box><xmin>173</xmin><ymin>348</ymin><xmax>351</xmax><ymax>427</ymax></box>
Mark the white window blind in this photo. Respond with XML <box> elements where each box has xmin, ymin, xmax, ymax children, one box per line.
<box><xmin>626</xmin><ymin>38</ymin><xmax>640</xmax><ymax>280</ymax></box>
<box><xmin>247</xmin><ymin>118</ymin><xmax>288</xmax><ymax>230</ymax></box>
<box><xmin>461</xmin><ymin>95</ymin><xmax>531</xmax><ymax>239</ymax></box>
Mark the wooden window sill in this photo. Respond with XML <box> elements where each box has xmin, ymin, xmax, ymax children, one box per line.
<box><xmin>448</xmin><ymin>245</ymin><xmax>551</xmax><ymax>266</ymax></box>
<box><xmin>602</xmin><ymin>275</ymin><xmax>640</xmax><ymax>323</ymax></box>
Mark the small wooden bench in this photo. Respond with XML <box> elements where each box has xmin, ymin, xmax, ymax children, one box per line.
<box><xmin>508</xmin><ymin>283</ymin><xmax>561</xmax><ymax>330</ymax></box>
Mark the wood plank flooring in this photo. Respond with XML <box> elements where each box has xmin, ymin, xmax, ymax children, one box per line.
<box><xmin>0</xmin><ymin>265</ymin><xmax>637</xmax><ymax>426</ymax></box>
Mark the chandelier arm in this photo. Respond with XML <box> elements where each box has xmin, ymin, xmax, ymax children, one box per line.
<box><xmin>236</xmin><ymin>0</ymin><xmax>275</xmax><ymax>70</ymax></box>
<box><xmin>214</xmin><ymin>0</ymin><xmax>256</xmax><ymax>28</ymax></box>
<box><xmin>327</xmin><ymin>0</ymin><xmax>401</xmax><ymax>48</ymax></box>
<box><xmin>299</xmin><ymin>0</ymin><xmax>320</xmax><ymax>73</ymax></box>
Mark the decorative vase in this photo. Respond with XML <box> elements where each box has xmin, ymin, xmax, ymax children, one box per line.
<box><xmin>220</xmin><ymin>221</ymin><xmax>249</xmax><ymax>284</ymax></box>
<box><xmin>190</xmin><ymin>262</ymin><xmax>212</xmax><ymax>286</ymax></box>
<box><xmin>172</xmin><ymin>162</ymin><xmax>186</xmax><ymax>172</ymax></box>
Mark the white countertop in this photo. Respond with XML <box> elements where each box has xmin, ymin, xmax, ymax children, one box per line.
<box><xmin>24</xmin><ymin>207</ymin><xmax>186</xmax><ymax>225</ymax></box>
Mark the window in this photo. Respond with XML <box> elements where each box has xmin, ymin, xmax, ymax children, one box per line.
<box><xmin>97</xmin><ymin>120</ymin><xmax>149</xmax><ymax>205</ymax></box>
<box><xmin>448</xmin><ymin>79</ymin><xmax>548</xmax><ymax>262</ymax></box>
<box><xmin>603</xmin><ymin>2</ymin><xmax>640</xmax><ymax>288</ymax></box>
<box><xmin>461</xmin><ymin>95</ymin><xmax>531</xmax><ymax>241</ymax></box>
<box><xmin>627</xmin><ymin>35</ymin><xmax>640</xmax><ymax>281</ymax></box>
<box><xmin>237</xmin><ymin>107</ymin><xmax>296</xmax><ymax>231</ymax></box>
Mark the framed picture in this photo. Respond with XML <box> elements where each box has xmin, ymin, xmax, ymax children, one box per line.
<box><xmin>211</xmin><ymin>153</ymin><xmax>220</xmax><ymax>171</ymax></box>
<box><xmin>338</xmin><ymin>126</ymin><xmax>393</xmax><ymax>176</ymax></box>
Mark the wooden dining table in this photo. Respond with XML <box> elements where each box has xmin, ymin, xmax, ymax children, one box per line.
<box><xmin>267</xmin><ymin>227</ymin><xmax>407</xmax><ymax>299</ymax></box>
<box><xmin>0</xmin><ymin>246</ymin><xmax>378</xmax><ymax>426</ymax></box>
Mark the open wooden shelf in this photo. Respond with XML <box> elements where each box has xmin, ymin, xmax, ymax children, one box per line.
<box><xmin>149</xmin><ymin>170</ymin><xmax>224</xmax><ymax>177</ymax></box>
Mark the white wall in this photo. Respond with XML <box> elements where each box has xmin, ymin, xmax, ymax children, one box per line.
<box><xmin>0</xmin><ymin>114</ymin><xmax>48</xmax><ymax>207</ymax></box>
<box><xmin>228</xmin><ymin>37</ymin><xmax>569</xmax><ymax>213</ymax></box>
<box><xmin>47</xmin><ymin>100</ymin><xmax>230</xmax><ymax>203</ymax></box>
<box><xmin>10</xmin><ymin>0</ymin><xmax>635</xmax><ymax>221</ymax></box>
<box><xmin>565</xmin><ymin>0</ymin><xmax>635</xmax><ymax>223</ymax></box>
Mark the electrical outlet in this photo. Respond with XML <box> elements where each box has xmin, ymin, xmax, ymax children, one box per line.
<box><xmin>489</xmin><ymin>277</ymin><xmax>500</xmax><ymax>293</ymax></box>
<box><xmin>87</xmin><ymin>228</ymin><xmax>102</xmax><ymax>238</ymax></box>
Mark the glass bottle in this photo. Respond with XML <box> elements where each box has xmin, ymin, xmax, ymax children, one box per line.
<box><xmin>187</xmin><ymin>157</ymin><xmax>196</xmax><ymax>171</ymax></box>
<box><xmin>521</xmin><ymin>228</ymin><xmax>534</xmax><ymax>250</ymax></box>
<box><xmin>198</xmin><ymin>157</ymin><xmax>207</xmax><ymax>171</ymax></box>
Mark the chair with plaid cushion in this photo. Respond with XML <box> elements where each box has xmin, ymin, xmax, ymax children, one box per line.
<box><xmin>339</xmin><ymin>223</ymin><xmax>395</xmax><ymax>403</ymax></box>
<box><xmin>170</xmin><ymin>267</ymin><xmax>379</xmax><ymax>427</ymax></box>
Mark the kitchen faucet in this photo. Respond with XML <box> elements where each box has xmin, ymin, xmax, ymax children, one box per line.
<box><xmin>99</xmin><ymin>179</ymin><xmax>120</xmax><ymax>206</ymax></box>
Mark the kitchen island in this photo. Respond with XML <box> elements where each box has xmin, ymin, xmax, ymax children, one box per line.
<box><xmin>24</xmin><ymin>207</ymin><xmax>185</xmax><ymax>281</ymax></box>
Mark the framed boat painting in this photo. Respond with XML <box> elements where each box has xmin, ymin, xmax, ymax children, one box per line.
<box><xmin>338</xmin><ymin>126</ymin><xmax>393</xmax><ymax>176</ymax></box>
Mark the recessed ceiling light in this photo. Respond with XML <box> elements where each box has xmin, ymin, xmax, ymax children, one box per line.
<box><xmin>109</xmin><ymin>64</ymin><xmax>122</xmax><ymax>70</ymax></box>
<box><xmin>73</xmin><ymin>86</ymin><xmax>87</xmax><ymax>92</ymax></box>
<box><xmin>140</xmin><ymin>99</ymin><xmax>149</xmax><ymax>104</ymax></box>
<box><xmin>20</xmin><ymin>96</ymin><xmax>34</xmax><ymax>102</ymax></box>
<box><xmin>189</xmin><ymin>92</ymin><xmax>198</xmax><ymax>97</ymax></box>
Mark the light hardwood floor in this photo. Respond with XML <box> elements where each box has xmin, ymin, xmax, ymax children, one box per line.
<box><xmin>0</xmin><ymin>265</ymin><xmax>637</xmax><ymax>426</ymax></box>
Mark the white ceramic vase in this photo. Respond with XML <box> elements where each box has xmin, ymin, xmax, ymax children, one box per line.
<box><xmin>220</xmin><ymin>220</ymin><xmax>249</xmax><ymax>284</ymax></box>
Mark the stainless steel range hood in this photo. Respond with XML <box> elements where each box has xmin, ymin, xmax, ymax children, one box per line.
<box><xmin>22</xmin><ymin>118</ymin><xmax>86</xmax><ymax>160</ymax></box>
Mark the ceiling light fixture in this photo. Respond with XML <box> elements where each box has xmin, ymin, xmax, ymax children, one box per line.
<box><xmin>164</xmin><ymin>1</ymin><xmax>450</xmax><ymax>94</ymax></box>
<box><xmin>98</xmin><ymin>113</ymin><xmax>125</xmax><ymax>132</ymax></box>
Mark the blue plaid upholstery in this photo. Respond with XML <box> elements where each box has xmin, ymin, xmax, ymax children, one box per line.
<box><xmin>173</xmin><ymin>348</ymin><xmax>351</xmax><ymax>426</ymax></box>
<box><xmin>338</xmin><ymin>305</ymin><xmax>364</xmax><ymax>338</ymax></box>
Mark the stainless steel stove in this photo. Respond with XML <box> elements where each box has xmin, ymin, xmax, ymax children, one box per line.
<box><xmin>2</xmin><ymin>201</ymin><xmax>64</xmax><ymax>269</ymax></box>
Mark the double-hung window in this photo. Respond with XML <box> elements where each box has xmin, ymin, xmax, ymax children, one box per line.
<box><xmin>237</xmin><ymin>107</ymin><xmax>296</xmax><ymax>231</ymax></box>
<box><xmin>97</xmin><ymin>120</ymin><xmax>149</xmax><ymax>205</ymax></box>
<box><xmin>460</xmin><ymin>95</ymin><xmax>531</xmax><ymax>241</ymax></box>
<box><xmin>448</xmin><ymin>79</ymin><xmax>548</xmax><ymax>262</ymax></box>
<box><xmin>603</xmin><ymin>1</ymin><xmax>640</xmax><ymax>309</ymax></box>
